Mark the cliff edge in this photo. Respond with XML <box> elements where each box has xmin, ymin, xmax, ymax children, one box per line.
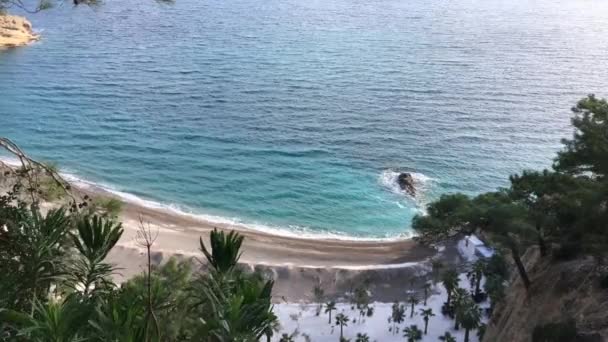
<box><xmin>0</xmin><ymin>15</ymin><xmax>39</xmax><ymax>48</ymax></box>
<box><xmin>483</xmin><ymin>247</ymin><xmax>608</xmax><ymax>342</ymax></box>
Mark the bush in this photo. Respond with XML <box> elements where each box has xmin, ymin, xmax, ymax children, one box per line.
<box><xmin>532</xmin><ymin>320</ymin><xmax>578</xmax><ymax>342</ymax></box>
<box><xmin>39</xmin><ymin>178</ymin><xmax>66</xmax><ymax>201</ymax></box>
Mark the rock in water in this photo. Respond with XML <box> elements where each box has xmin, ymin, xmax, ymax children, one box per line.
<box><xmin>397</xmin><ymin>173</ymin><xmax>416</xmax><ymax>197</ymax></box>
<box><xmin>0</xmin><ymin>15</ymin><xmax>39</xmax><ymax>49</ymax></box>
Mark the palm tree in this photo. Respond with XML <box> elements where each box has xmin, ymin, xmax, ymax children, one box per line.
<box><xmin>390</xmin><ymin>302</ymin><xmax>405</xmax><ymax>334</ymax></box>
<box><xmin>403</xmin><ymin>324</ymin><xmax>423</xmax><ymax>342</ymax></box>
<box><xmin>438</xmin><ymin>331</ymin><xmax>456</xmax><ymax>342</ymax></box>
<box><xmin>335</xmin><ymin>313</ymin><xmax>349</xmax><ymax>339</ymax></box>
<box><xmin>452</xmin><ymin>287</ymin><xmax>469</xmax><ymax>329</ymax></box>
<box><xmin>419</xmin><ymin>308</ymin><xmax>435</xmax><ymax>334</ymax></box>
<box><xmin>199</xmin><ymin>228</ymin><xmax>244</xmax><ymax>273</ymax></box>
<box><xmin>355</xmin><ymin>332</ymin><xmax>370</xmax><ymax>342</ymax></box>
<box><xmin>313</xmin><ymin>284</ymin><xmax>325</xmax><ymax>315</ymax></box>
<box><xmin>325</xmin><ymin>300</ymin><xmax>337</xmax><ymax>324</ymax></box>
<box><xmin>263</xmin><ymin>317</ymin><xmax>280</xmax><ymax>342</ymax></box>
<box><xmin>469</xmin><ymin>260</ymin><xmax>486</xmax><ymax>298</ymax></box>
<box><xmin>407</xmin><ymin>295</ymin><xmax>419</xmax><ymax>318</ymax></box>
<box><xmin>441</xmin><ymin>269</ymin><xmax>459</xmax><ymax>308</ymax></box>
<box><xmin>71</xmin><ymin>214</ymin><xmax>124</xmax><ymax>297</ymax></box>
<box><xmin>456</xmin><ymin>299</ymin><xmax>482</xmax><ymax>342</ymax></box>
<box><xmin>422</xmin><ymin>282</ymin><xmax>432</xmax><ymax>305</ymax></box>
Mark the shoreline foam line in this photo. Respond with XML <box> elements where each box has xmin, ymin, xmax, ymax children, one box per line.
<box><xmin>0</xmin><ymin>156</ymin><xmax>417</xmax><ymax>243</ymax></box>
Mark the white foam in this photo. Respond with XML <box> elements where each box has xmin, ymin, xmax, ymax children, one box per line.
<box><xmin>1</xmin><ymin>159</ymin><xmax>411</xmax><ymax>243</ymax></box>
<box><xmin>378</xmin><ymin>169</ymin><xmax>435</xmax><ymax>213</ymax></box>
<box><xmin>1</xmin><ymin>156</ymin><xmax>420</xmax><ymax>242</ymax></box>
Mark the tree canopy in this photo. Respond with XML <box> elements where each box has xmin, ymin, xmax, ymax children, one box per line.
<box><xmin>413</xmin><ymin>95</ymin><xmax>608</xmax><ymax>290</ymax></box>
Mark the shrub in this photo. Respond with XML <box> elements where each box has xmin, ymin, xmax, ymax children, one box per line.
<box><xmin>90</xmin><ymin>197</ymin><xmax>123</xmax><ymax>217</ymax></box>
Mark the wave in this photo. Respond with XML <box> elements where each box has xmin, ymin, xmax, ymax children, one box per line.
<box><xmin>88</xmin><ymin>182</ymin><xmax>416</xmax><ymax>242</ymax></box>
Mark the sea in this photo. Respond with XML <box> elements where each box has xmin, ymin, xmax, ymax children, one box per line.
<box><xmin>1</xmin><ymin>0</ymin><xmax>607</xmax><ymax>239</ymax></box>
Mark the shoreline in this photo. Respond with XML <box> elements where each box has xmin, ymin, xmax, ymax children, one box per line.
<box><xmin>83</xmin><ymin>183</ymin><xmax>450</xmax><ymax>302</ymax></box>
<box><xmin>83</xmin><ymin>183</ymin><xmax>435</xmax><ymax>269</ymax></box>
<box><xmin>89</xmin><ymin>183</ymin><xmax>463</xmax><ymax>303</ymax></box>
<box><xmin>1</xmin><ymin>158</ymin><xmax>448</xmax><ymax>302</ymax></box>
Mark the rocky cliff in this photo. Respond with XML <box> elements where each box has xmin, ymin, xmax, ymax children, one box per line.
<box><xmin>0</xmin><ymin>15</ymin><xmax>39</xmax><ymax>48</ymax></box>
<box><xmin>483</xmin><ymin>247</ymin><xmax>608</xmax><ymax>342</ymax></box>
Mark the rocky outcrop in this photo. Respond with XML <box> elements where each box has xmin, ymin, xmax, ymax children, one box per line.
<box><xmin>0</xmin><ymin>15</ymin><xmax>39</xmax><ymax>48</ymax></box>
<box><xmin>397</xmin><ymin>172</ymin><xmax>416</xmax><ymax>197</ymax></box>
<box><xmin>483</xmin><ymin>247</ymin><xmax>608</xmax><ymax>342</ymax></box>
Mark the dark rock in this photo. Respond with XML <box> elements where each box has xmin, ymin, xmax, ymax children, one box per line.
<box><xmin>397</xmin><ymin>172</ymin><xmax>416</xmax><ymax>197</ymax></box>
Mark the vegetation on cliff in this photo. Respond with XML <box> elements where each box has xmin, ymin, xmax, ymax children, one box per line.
<box><xmin>413</xmin><ymin>95</ymin><xmax>608</xmax><ymax>340</ymax></box>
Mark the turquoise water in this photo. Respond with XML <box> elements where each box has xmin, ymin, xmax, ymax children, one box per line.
<box><xmin>1</xmin><ymin>0</ymin><xmax>608</xmax><ymax>239</ymax></box>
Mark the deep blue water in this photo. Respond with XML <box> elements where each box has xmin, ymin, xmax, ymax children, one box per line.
<box><xmin>1</xmin><ymin>0</ymin><xmax>608</xmax><ymax>239</ymax></box>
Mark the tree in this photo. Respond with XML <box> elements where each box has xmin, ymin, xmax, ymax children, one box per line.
<box><xmin>456</xmin><ymin>299</ymin><xmax>482</xmax><ymax>342</ymax></box>
<box><xmin>335</xmin><ymin>313</ymin><xmax>349</xmax><ymax>340</ymax></box>
<box><xmin>403</xmin><ymin>324</ymin><xmax>423</xmax><ymax>342</ymax></box>
<box><xmin>353</xmin><ymin>283</ymin><xmax>370</xmax><ymax>324</ymax></box>
<box><xmin>422</xmin><ymin>282</ymin><xmax>432</xmax><ymax>306</ymax></box>
<box><xmin>451</xmin><ymin>287</ymin><xmax>469</xmax><ymax>329</ymax></box>
<box><xmin>407</xmin><ymin>295</ymin><xmax>419</xmax><ymax>318</ymax></box>
<box><xmin>199</xmin><ymin>228</ymin><xmax>243</xmax><ymax>273</ymax></box>
<box><xmin>70</xmin><ymin>214</ymin><xmax>123</xmax><ymax>298</ymax></box>
<box><xmin>355</xmin><ymin>332</ymin><xmax>370</xmax><ymax>342</ymax></box>
<box><xmin>313</xmin><ymin>284</ymin><xmax>325</xmax><ymax>316</ymax></box>
<box><xmin>554</xmin><ymin>95</ymin><xmax>608</xmax><ymax>178</ymax></box>
<box><xmin>390</xmin><ymin>302</ymin><xmax>405</xmax><ymax>334</ymax></box>
<box><xmin>438</xmin><ymin>331</ymin><xmax>456</xmax><ymax>342</ymax></box>
<box><xmin>484</xmin><ymin>275</ymin><xmax>505</xmax><ymax>312</ymax></box>
<box><xmin>325</xmin><ymin>300</ymin><xmax>337</xmax><ymax>324</ymax></box>
<box><xmin>441</xmin><ymin>269</ymin><xmax>459</xmax><ymax>308</ymax></box>
<box><xmin>467</xmin><ymin>259</ymin><xmax>486</xmax><ymax>300</ymax></box>
<box><xmin>419</xmin><ymin>308</ymin><xmax>435</xmax><ymax>334</ymax></box>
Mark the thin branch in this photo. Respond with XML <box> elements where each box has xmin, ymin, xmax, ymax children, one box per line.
<box><xmin>0</xmin><ymin>137</ymin><xmax>78</xmax><ymax>205</ymax></box>
<box><xmin>136</xmin><ymin>215</ymin><xmax>161</xmax><ymax>341</ymax></box>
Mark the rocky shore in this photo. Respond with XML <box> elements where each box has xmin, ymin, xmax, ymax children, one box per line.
<box><xmin>0</xmin><ymin>15</ymin><xmax>39</xmax><ymax>48</ymax></box>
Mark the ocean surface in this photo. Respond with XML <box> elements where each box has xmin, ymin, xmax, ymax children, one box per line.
<box><xmin>1</xmin><ymin>0</ymin><xmax>608</xmax><ymax>239</ymax></box>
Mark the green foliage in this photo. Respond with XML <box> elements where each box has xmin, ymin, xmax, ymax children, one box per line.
<box><xmin>403</xmin><ymin>324</ymin><xmax>423</xmax><ymax>342</ymax></box>
<box><xmin>484</xmin><ymin>253</ymin><xmax>509</xmax><ymax>280</ymax></box>
<box><xmin>1</xmin><ymin>297</ymin><xmax>91</xmax><ymax>342</ymax></box>
<box><xmin>411</xmin><ymin>96</ymin><xmax>608</xmax><ymax>295</ymax></box>
<box><xmin>335</xmin><ymin>312</ymin><xmax>349</xmax><ymax>339</ymax></box>
<box><xmin>532</xmin><ymin>320</ymin><xmax>578</xmax><ymax>342</ymax></box>
<box><xmin>89</xmin><ymin>197</ymin><xmax>124</xmax><ymax>218</ymax></box>
<box><xmin>0</xmin><ymin>207</ymin><xmax>72</xmax><ymax>312</ymax></box>
<box><xmin>441</xmin><ymin>269</ymin><xmax>459</xmax><ymax>307</ymax></box>
<box><xmin>455</xmin><ymin>298</ymin><xmax>481</xmax><ymax>342</ymax></box>
<box><xmin>439</xmin><ymin>331</ymin><xmax>457</xmax><ymax>342</ymax></box>
<box><xmin>355</xmin><ymin>332</ymin><xmax>370</xmax><ymax>342</ymax></box>
<box><xmin>200</xmin><ymin>228</ymin><xmax>244</xmax><ymax>273</ymax></box>
<box><xmin>324</xmin><ymin>300</ymin><xmax>336</xmax><ymax>324</ymax></box>
<box><xmin>0</xmin><ymin>192</ymin><xmax>275</xmax><ymax>342</ymax></box>
<box><xmin>554</xmin><ymin>95</ymin><xmax>608</xmax><ymax>178</ymax></box>
<box><xmin>419</xmin><ymin>308</ymin><xmax>434</xmax><ymax>334</ymax></box>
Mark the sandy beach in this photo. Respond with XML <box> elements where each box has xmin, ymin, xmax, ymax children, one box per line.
<box><xmin>78</xmin><ymin>186</ymin><xmax>452</xmax><ymax>302</ymax></box>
